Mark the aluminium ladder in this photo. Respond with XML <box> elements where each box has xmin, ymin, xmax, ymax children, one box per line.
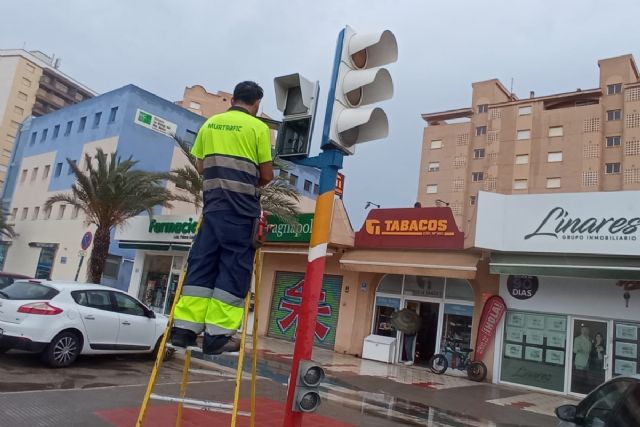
<box><xmin>136</xmin><ymin>217</ymin><xmax>262</xmax><ymax>427</ymax></box>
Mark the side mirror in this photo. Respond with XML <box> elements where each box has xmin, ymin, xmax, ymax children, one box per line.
<box><xmin>555</xmin><ymin>404</ymin><xmax>577</xmax><ymax>422</ymax></box>
<box><xmin>145</xmin><ymin>308</ymin><xmax>156</xmax><ymax>319</ymax></box>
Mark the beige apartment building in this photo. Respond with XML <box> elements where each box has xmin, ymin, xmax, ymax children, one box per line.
<box><xmin>176</xmin><ymin>84</ymin><xmax>232</xmax><ymax>117</ymax></box>
<box><xmin>418</xmin><ymin>54</ymin><xmax>640</xmax><ymax>240</ymax></box>
<box><xmin>0</xmin><ymin>49</ymin><xmax>94</xmax><ymax>183</ymax></box>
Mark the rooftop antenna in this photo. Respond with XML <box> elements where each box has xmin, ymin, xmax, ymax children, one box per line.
<box><xmin>510</xmin><ymin>77</ymin><xmax>514</xmax><ymax>98</ymax></box>
<box><xmin>22</xmin><ymin>42</ymin><xmax>26</xmax><ymax>50</ymax></box>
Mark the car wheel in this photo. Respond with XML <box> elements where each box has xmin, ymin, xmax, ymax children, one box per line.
<box><xmin>42</xmin><ymin>331</ymin><xmax>81</xmax><ymax>368</ymax></box>
<box><xmin>148</xmin><ymin>338</ymin><xmax>174</xmax><ymax>361</ymax></box>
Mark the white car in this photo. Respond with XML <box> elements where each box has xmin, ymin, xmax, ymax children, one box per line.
<box><xmin>0</xmin><ymin>280</ymin><xmax>168</xmax><ymax>367</ymax></box>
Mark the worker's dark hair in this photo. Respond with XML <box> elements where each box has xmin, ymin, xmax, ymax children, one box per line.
<box><xmin>233</xmin><ymin>81</ymin><xmax>264</xmax><ymax>105</ymax></box>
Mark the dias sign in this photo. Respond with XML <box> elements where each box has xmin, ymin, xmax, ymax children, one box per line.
<box><xmin>354</xmin><ymin>207</ymin><xmax>464</xmax><ymax>250</ymax></box>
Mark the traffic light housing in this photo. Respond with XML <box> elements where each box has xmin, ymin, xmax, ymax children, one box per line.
<box><xmin>323</xmin><ymin>26</ymin><xmax>398</xmax><ymax>155</ymax></box>
<box><xmin>292</xmin><ymin>360</ymin><xmax>325</xmax><ymax>413</ymax></box>
<box><xmin>274</xmin><ymin>73</ymin><xmax>320</xmax><ymax>158</ymax></box>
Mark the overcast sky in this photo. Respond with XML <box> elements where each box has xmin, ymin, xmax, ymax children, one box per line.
<box><xmin>2</xmin><ymin>0</ymin><xmax>640</xmax><ymax>228</ymax></box>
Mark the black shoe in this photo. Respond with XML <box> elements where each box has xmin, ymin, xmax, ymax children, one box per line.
<box><xmin>170</xmin><ymin>328</ymin><xmax>197</xmax><ymax>348</ymax></box>
<box><xmin>203</xmin><ymin>335</ymin><xmax>240</xmax><ymax>355</ymax></box>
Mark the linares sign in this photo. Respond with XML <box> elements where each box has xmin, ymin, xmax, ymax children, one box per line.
<box><xmin>476</xmin><ymin>191</ymin><xmax>640</xmax><ymax>256</ymax></box>
<box><xmin>134</xmin><ymin>109</ymin><xmax>177</xmax><ymax>137</ymax></box>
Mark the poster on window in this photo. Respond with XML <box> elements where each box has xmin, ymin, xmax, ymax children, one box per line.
<box><xmin>545</xmin><ymin>350</ymin><xmax>565</xmax><ymax>365</ymax></box>
<box><xmin>547</xmin><ymin>332</ymin><xmax>566</xmax><ymax>348</ymax></box>
<box><xmin>525</xmin><ymin>329</ymin><xmax>544</xmax><ymax>345</ymax></box>
<box><xmin>615</xmin><ymin>342</ymin><xmax>638</xmax><ymax>359</ymax></box>
<box><xmin>546</xmin><ymin>317</ymin><xmax>567</xmax><ymax>332</ymax></box>
<box><xmin>267</xmin><ymin>272</ymin><xmax>342</xmax><ymax>349</ymax></box>
<box><xmin>616</xmin><ymin>324</ymin><xmax>638</xmax><ymax>341</ymax></box>
<box><xmin>615</xmin><ymin>359</ymin><xmax>638</xmax><ymax>376</ymax></box>
<box><xmin>505</xmin><ymin>343</ymin><xmax>523</xmax><ymax>359</ymax></box>
<box><xmin>507</xmin><ymin>312</ymin><xmax>525</xmax><ymax>327</ymax></box>
<box><xmin>506</xmin><ymin>327</ymin><xmax>524</xmax><ymax>343</ymax></box>
<box><xmin>525</xmin><ymin>314</ymin><xmax>545</xmax><ymax>329</ymax></box>
<box><xmin>525</xmin><ymin>346</ymin><xmax>544</xmax><ymax>362</ymax></box>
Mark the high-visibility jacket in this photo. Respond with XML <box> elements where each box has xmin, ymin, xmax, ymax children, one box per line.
<box><xmin>191</xmin><ymin>106</ymin><xmax>272</xmax><ymax>218</ymax></box>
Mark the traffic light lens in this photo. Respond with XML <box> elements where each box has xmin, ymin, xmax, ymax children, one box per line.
<box><xmin>351</xmin><ymin>48</ymin><xmax>368</xmax><ymax>69</ymax></box>
<box><xmin>346</xmin><ymin>88</ymin><xmax>363</xmax><ymax>107</ymax></box>
<box><xmin>303</xmin><ymin>367</ymin><xmax>323</xmax><ymax>385</ymax></box>
<box><xmin>299</xmin><ymin>392</ymin><xmax>320</xmax><ymax>412</ymax></box>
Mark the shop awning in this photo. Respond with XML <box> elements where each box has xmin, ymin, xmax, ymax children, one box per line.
<box><xmin>339</xmin><ymin>249</ymin><xmax>479</xmax><ymax>279</ymax></box>
<box><xmin>490</xmin><ymin>253</ymin><xmax>640</xmax><ymax>280</ymax></box>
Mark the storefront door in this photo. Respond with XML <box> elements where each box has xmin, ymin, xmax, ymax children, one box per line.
<box><xmin>569</xmin><ymin>318</ymin><xmax>610</xmax><ymax>395</ymax></box>
<box><xmin>401</xmin><ymin>300</ymin><xmax>440</xmax><ymax>365</ymax></box>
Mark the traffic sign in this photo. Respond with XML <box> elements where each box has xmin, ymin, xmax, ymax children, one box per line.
<box><xmin>81</xmin><ymin>232</ymin><xmax>93</xmax><ymax>251</ymax></box>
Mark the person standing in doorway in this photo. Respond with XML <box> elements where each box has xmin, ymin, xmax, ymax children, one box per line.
<box><xmin>573</xmin><ymin>325</ymin><xmax>593</xmax><ymax>393</ymax></box>
<box><xmin>391</xmin><ymin>302</ymin><xmax>420</xmax><ymax>366</ymax></box>
<box><xmin>170</xmin><ymin>81</ymin><xmax>274</xmax><ymax>355</ymax></box>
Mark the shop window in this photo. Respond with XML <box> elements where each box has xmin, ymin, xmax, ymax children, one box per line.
<box><xmin>444</xmin><ymin>278</ymin><xmax>474</xmax><ymax>301</ymax></box>
<box><xmin>500</xmin><ymin>310</ymin><xmax>568</xmax><ymax>392</ymax></box>
<box><xmin>373</xmin><ymin>296</ymin><xmax>400</xmax><ymax>337</ymax></box>
<box><xmin>440</xmin><ymin>303</ymin><xmax>474</xmax><ymax>364</ymax></box>
<box><xmin>613</xmin><ymin>322</ymin><xmax>640</xmax><ymax>377</ymax></box>
<box><xmin>376</xmin><ymin>274</ymin><xmax>403</xmax><ymax>294</ymax></box>
<box><xmin>139</xmin><ymin>255</ymin><xmax>172</xmax><ymax>312</ymax></box>
<box><xmin>403</xmin><ymin>276</ymin><xmax>444</xmax><ymax>298</ymax></box>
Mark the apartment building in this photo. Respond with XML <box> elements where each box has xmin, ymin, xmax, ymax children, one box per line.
<box><xmin>175</xmin><ymin>84</ymin><xmax>232</xmax><ymax>117</ymax></box>
<box><xmin>0</xmin><ymin>49</ymin><xmax>95</xmax><ymax>183</ymax></box>
<box><xmin>418</xmin><ymin>54</ymin><xmax>640</xmax><ymax>240</ymax></box>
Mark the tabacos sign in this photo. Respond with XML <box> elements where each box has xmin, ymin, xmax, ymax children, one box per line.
<box><xmin>525</xmin><ymin>207</ymin><xmax>639</xmax><ymax>242</ymax></box>
<box><xmin>355</xmin><ymin>208</ymin><xmax>464</xmax><ymax>250</ymax></box>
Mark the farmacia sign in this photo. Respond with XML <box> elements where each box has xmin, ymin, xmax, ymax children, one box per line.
<box><xmin>525</xmin><ymin>207</ymin><xmax>639</xmax><ymax>241</ymax></box>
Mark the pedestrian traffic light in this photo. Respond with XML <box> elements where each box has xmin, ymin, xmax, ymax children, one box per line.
<box><xmin>292</xmin><ymin>360</ymin><xmax>324</xmax><ymax>413</ymax></box>
<box><xmin>323</xmin><ymin>26</ymin><xmax>397</xmax><ymax>155</ymax></box>
<box><xmin>274</xmin><ymin>73</ymin><xmax>320</xmax><ymax>158</ymax></box>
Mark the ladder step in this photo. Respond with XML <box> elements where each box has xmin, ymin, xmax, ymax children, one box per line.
<box><xmin>149</xmin><ymin>393</ymin><xmax>250</xmax><ymax>416</ymax></box>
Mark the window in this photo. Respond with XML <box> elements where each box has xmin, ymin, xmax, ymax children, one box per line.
<box><xmin>477</xmin><ymin>104</ymin><xmax>488</xmax><ymax>113</ymax></box>
<box><xmin>22</xmin><ymin>77</ymin><xmax>31</xmax><ymax>87</ymax></box>
<box><xmin>475</xmin><ymin>126</ymin><xmax>487</xmax><ymax>136</ymax></box>
<box><xmin>64</xmin><ymin>121</ymin><xmax>72</xmax><ymax>136</ymax></box>
<box><xmin>607</xmin><ymin>83</ymin><xmax>622</xmax><ymax>95</ymax></box>
<box><xmin>189</xmin><ymin>101</ymin><xmax>201</xmax><ymax>110</ymax></box>
<box><xmin>40</xmin><ymin>128</ymin><xmax>48</xmax><ymax>142</ymax></box>
<box><xmin>548</xmin><ymin>151</ymin><xmax>563</xmax><ymax>162</ymax></box>
<box><xmin>54</xmin><ymin>162</ymin><xmax>63</xmax><ymax>177</ymax></box>
<box><xmin>548</xmin><ymin>126</ymin><xmax>564</xmax><ymax>137</ymax></box>
<box><xmin>25</xmin><ymin>62</ymin><xmax>36</xmax><ymax>73</ymax></box>
<box><xmin>73</xmin><ymin>290</ymin><xmax>114</xmax><ymax>311</ymax></box>
<box><xmin>32</xmin><ymin>207</ymin><xmax>39</xmax><ymax>220</ymax></box>
<box><xmin>546</xmin><ymin>177</ymin><xmax>561</xmax><ymax>188</ymax></box>
<box><xmin>17</xmin><ymin>91</ymin><xmax>28</xmax><ymax>101</ymax></box>
<box><xmin>303</xmin><ymin>180</ymin><xmax>312</xmax><ymax>192</ymax></box>
<box><xmin>78</xmin><ymin>116</ymin><xmax>86</xmax><ymax>132</ymax></box>
<box><xmin>313</xmin><ymin>184</ymin><xmax>319</xmax><ymax>195</ymax></box>
<box><xmin>31</xmin><ymin>167</ymin><xmax>38</xmax><ymax>182</ymax></box>
<box><xmin>430</xmin><ymin>139</ymin><xmax>443</xmax><ymax>149</ymax></box>
<box><xmin>607</xmin><ymin>109</ymin><xmax>622</xmax><ymax>121</ymax></box>
<box><xmin>626</xmin><ymin>140</ymin><xmax>640</xmax><ymax>156</ymax></box>
<box><xmin>469</xmin><ymin>195</ymin><xmax>477</xmax><ymax>206</ymax></box>
<box><xmin>518</xmin><ymin>106</ymin><xmax>532</xmax><ymax>116</ymax></box>
<box><xmin>576</xmin><ymin>380</ymin><xmax>632</xmax><ymax>425</ymax></box>
<box><xmin>278</xmin><ymin>169</ymin><xmax>288</xmax><ymax>179</ymax></box>
<box><xmin>515</xmin><ymin>154</ymin><xmax>529</xmax><ymax>165</ymax></box>
<box><xmin>113</xmin><ymin>292</ymin><xmax>145</xmax><ymax>316</ymax></box>
<box><xmin>43</xmin><ymin>165</ymin><xmax>50</xmax><ymax>179</ymax></box>
<box><xmin>606</xmin><ymin>163</ymin><xmax>621</xmax><ymax>174</ymax></box>
<box><xmin>11</xmin><ymin>208</ymin><xmax>17</xmax><ymax>220</ymax></box>
<box><xmin>513</xmin><ymin>179</ymin><xmax>528</xmax><ymax>190</ymax></box>
<box><xmin>93</xmin><ymin>112</ymin><xmax>102</xmax><ymax>128</ymax></box>
<box><xmin>68</xmin><ymin>160</ymin><xmax>76</xmax><ymax>175</ymax></box>
<box><xmin>100</xmin><ymin>255</ymin><xmax>121</xmax><ymax>280</ymax></box>
<box><xmin>517</xmin><ymin>129</ymin><xmax>531</xmax><ymax>140</ymax></box>
<box><xmin>108</xmin><ymin>107</ymin><xmax>118</xmax><ymax>123</ymax></box>
<box><xmin>185</xmin><ymin>130</ymin><xmax>197</xmax><ymax>145</ymax></box>
<box><xmin>473</xmin><ymin>148</ymin><xmax>486</xmax><ymax>159</ymax></box>
<box><xmin>53</xmin><ymin>125</ymin><xmax>60</xmax><ymax>138</ymax></box>
<box><xmin>57</xmin><ymin>205</ymin><xmax>66</xmax><ymax>219</ymax></box>
<box><xmin>471</xmin><ymin>172</ymin><xmax>484</xmax><ymax>182</ymax></box>
<box><xmin>582</xmin><ymin>171</ymin><xmax>598</xmax><ymax>187</ymax></box>
<box><xmin>30</xmin><ymin>132</ymin><xmax>36</xmax><ymax>146</ymax></box>
<box><xmin>289</xmin><ymin>174</ymin><xmax>298</xmax><ymax>186</ymax></box>
<box><xmin>426</xmin><ymin>184</ymin><xmax>438</xmax><ymax>194</ymax></box>
<box><xmin>43</xmin><ymin>206</ymin><xmax>51</xmax><ymax>220</ymax></box>
<box><xmin>428</xmin><ymin>161</ymin><xmax>440</xmax><ymax>172</ymax></box>
<box><xmin>13</xmin><ymin>106</ymin><xmax>24</xmax><ymax>116</ymax></box>
<box><xmin>21</xmin><ymin>207</ymin><xmax>28</xmax><ymax>220</ymax></box>
<box><xmin>71</xmin><ymin>206</ymin><xmax>80</xmax><ymax>219</ymax></box>
<box><xmin>20</xmin><ymin>169</ymin><xmax>27</xmax><ymax>183</ymax></box>
<box><xmin>1</xmin><ymin>282</ymin><xmax>58</xmax><ymax>301</ymax></box>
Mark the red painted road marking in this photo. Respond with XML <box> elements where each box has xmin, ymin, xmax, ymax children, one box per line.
<box><xmin>508</xmin><ymin>401</ymin><xmax>536</xmax><ymax>410</ymax></box>
<box><xmin>95</xmin><ymin>398</ymin><xmax>354</xmax><ymax>427</ymax></box>
<box><xmin>413</xmin><ymin>381</ymin><xmax>443</xmax><ymax>390</ymax></box>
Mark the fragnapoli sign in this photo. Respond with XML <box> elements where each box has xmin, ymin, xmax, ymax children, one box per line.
<box><xmin>475</xmin><ymin>191</ymin><xmax>640</xmax><ymax>256</ymax></box>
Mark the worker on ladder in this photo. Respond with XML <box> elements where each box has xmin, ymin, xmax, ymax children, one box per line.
<box><xmin>170</xmin><ymin>81</ymin><xmax>273</xmax><ymax>355</ymax></box>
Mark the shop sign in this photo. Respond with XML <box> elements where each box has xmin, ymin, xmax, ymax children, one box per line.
<box><xmin>475</xmin><ymin>295</ymin><xmax>507</xmax><ymax>361</ymax></box>
<box><xmin>355</xmin><ymin>207</ymin><xmax>464</xmax><ymax>250</ymax></box>
<box><xmin>134</xmin><ymin>109</ymin><xmax>177</xmax><ymax>137</ymax></box>
<box><xmin>507</xmin><ymin>275</ymin><xmax>539</xmax><ymax>300</ymax></box>
<box><xmin>267</xmin><ymin>213</ymin><xmax>313</xmax><ymax>243</ymax></box>
<box><xmin>115</xmin><ymin>215</ymin><xmax>197</xmax><ymax>244</ymax></box>
<box><xmin>476</xmin><ymin>191</ymin><xmax>640</xmax><ymax>256</ymax></box>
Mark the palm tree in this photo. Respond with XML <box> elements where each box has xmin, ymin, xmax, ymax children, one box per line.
<box><xmin>169</xmin><ymin>136</ymin><xmax>301</xmax><ymax>223</ymax></box>
<box><xmin>0</xmin><ymin>204</ymin><xmax>15</xmax><ymax>239</ymax></box>
<box><xmin>45</xmin><ymin>149</ymin><xmax>176</xmax><ymax>283</ymax></box>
